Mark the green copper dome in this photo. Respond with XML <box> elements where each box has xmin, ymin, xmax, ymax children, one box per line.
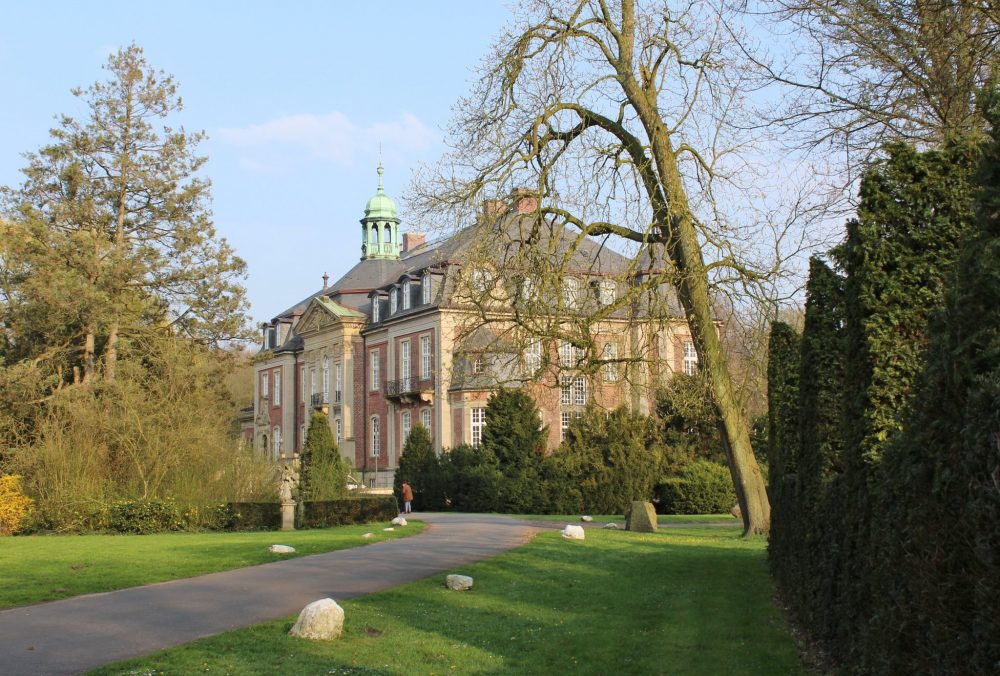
<box><xmin>364</xmin><ymin>165</ymin><xmax>399</xmax><ymax>221</ymax></box>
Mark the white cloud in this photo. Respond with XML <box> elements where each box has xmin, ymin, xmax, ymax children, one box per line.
<box><xmin>217</xmin><ymin>111</ymin><xmax>437</xmax><ymax>168</ymax></box>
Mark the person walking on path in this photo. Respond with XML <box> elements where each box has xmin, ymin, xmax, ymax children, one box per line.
<box><xmin>401</xmin><ymin>481</ymin><xmax>414</xmax><ymax>513</ymax></box>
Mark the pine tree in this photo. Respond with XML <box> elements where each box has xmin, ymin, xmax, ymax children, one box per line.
<box><xmin>1</xmin><ymin>44</ymin><xmax>250</xmax><ymax>389</ymax></box>
<box><xmin>481</xmin><ymin>388</ymin><xmax>548</xmax><ymax>512</ymax></box>
<box><xmin>393</xmin><ymin>425</ymin><xmax>444</xmax><ymax>510</ymax></box>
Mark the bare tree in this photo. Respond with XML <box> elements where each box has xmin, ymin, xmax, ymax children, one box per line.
<box><xmin>745</xmin><ymin>0</ymin><xmax>1000</xmax><ymax>176</ymax></box>
<box><xmin>410</xmin><ymin>0</ymin><xmax>823</xmax><ymax>534</ymax></box>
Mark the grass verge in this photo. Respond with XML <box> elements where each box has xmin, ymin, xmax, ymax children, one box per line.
<box><xmin>0</xmin><ymin>522</ymin><xmax>425</xmax><ymax>609</ymax></box>
<box><xmin>93</xmin><ymin>525</ymin><xmax>803</xmax><ymax>675</ymax></box>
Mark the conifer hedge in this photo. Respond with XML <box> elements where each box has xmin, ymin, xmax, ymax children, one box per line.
<box><xmin>768</xmin><ymin>136</ymin><xmax>997</xmax><ymax>672</ymax></box>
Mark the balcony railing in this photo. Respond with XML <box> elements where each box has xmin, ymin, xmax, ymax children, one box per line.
<box><xmin>310</xmin><ymin>391</ymin><xmax>343</xmax><ymax>407</ymax></box>
<box><xmin>384</xmin><ymin>376</ymin><xmax>434</xmax><ymax>402</ymax></box>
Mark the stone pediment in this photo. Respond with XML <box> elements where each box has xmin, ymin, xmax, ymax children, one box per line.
<box><xmin>297</xmin><ymin>297</ymin><xmax>367</xmax><ymax>336</ymax></box>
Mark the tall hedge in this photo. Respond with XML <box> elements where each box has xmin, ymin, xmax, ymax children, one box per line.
<box><xmin>764</xmin><ymin>320</ymin><xmax>800</xmax><ymax>591</ymax></box>
<box><xmin>393</xmin><ymin>425</ymin><xmax>447</xmax><ymax>510</ymax></box>
<box><xmin>769</xmin><ymin>137</ymin><xmax>989</xmax><ymax>672</ymax></box>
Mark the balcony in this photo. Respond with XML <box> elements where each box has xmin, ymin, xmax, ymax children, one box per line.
<box><xmin>384</xmin><ymin>376</ymin><xmax>434</xmax><ymax>404</ymax></box>
<box><xmin>310</xmin><ymin>391</ymin><xmax>343</xmax><ymax>409</ymax></box>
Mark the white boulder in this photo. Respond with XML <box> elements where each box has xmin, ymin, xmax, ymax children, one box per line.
<box><xmin>446</xmin><ymin>574</ymin><xmax>474</xmax><ymax>591</ymax></box>
<box><xmin>288</xmin><ymin>598</ymin><xmax>344</xmax><ymax>640</ymax></box>
<box><xmin>562</xmin><ymin>525</ymin><xmax>586</xmax><ymax>540</ymax></box>
<box><xmin>383</xmin><ymin>527</ymin><xmax>395</xmax><ymax>532</ymax></box>
<box><xmin>269</xmin><ymin>544</ymin><xmax>296</xmax><ymax>554</ymax></box>
<box><xmin>580</xmin><ymin>515</ymin><xmax>593</xmax><ymax>522</ymax></box>
<box><xmin>603</xmin><ymin>522</ymin><xmax>620</xmax><ymax>529</ymax></box>
<box><xmin>390</xmin><ymin>516</ymin><xmax>408</xmax><ymax>526</ymax></box>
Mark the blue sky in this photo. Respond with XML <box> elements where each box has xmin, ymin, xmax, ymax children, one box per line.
<box><xmin>0</xmin><ymin>1</ymin><xmax>514</xmax><ymax>325</ymax></box>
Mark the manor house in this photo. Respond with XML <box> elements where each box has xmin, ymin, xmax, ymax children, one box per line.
<box><xmin>250</xmin><ymin>167</ymin><xmax>697</xmax><ymax>488</ymax></box>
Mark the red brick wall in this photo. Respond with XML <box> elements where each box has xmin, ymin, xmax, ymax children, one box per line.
<box><xmin>365</xmin><ymin>342</ymin><xmax>389</xmax><ymax>469</ymax></box>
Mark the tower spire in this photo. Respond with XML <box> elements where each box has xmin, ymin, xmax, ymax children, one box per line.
<box><xmin>359</xmin><ymin>164</ymin><xmax>401</xmax><ymax>261</ymax></box>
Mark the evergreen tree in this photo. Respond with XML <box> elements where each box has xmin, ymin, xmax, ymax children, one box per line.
<box><xmin>655</xmin><ymin>373</ymin><xmax>724</xmax><ymax>466</ymax></box>
<box><xmin>300</xmin><ymin>412</ymin><xmax>347</xmax><ymax>501</ymax></box>
<box><xmin>0</xmin><ymin>44</ymin><xmax>250</xmax><ymax>391</ymax></box>
<box><xmin>481</xmin><ymin>388</ymin><xmax>548</xmax><ymax>512</ymax></box>
<box><xmin>393</xmin><ymin>425</ymin><xmax>445</xmax><ymax>510</ymax></box>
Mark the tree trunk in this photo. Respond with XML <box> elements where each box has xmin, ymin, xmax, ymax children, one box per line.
<box><xmin>105</xmin><ymin>322</ymin><xmax>119</xmax><ymax>382</ymax></box>
<box><xmin>621</xmin><ymin>49</ymin><xmax>771</xmax><ymax>532</ymax></box>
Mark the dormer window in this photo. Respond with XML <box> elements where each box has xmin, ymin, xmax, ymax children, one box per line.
<box><xmin>470</xmin><ymin>268</ymin><xmax>493</xmax><ymax>294</ymax></box>
<box><xmin>371</xmin><ymin>295</ymin><xmax>381</xmax><ymax>323</ymax></box>
<box><xmin>563</xmin><ymin>277</ymin><xmax>581</xmax><ymax>307</ymax></box>
<box><xmin>422</xmin><ymin>271</ymin><xmax>432</xmax><ymax>304</ymax></box>
<box><xmin>390</xmin><ymin>287</ymin><xmax>398</xmax><ymax>314</ymax></box>
<box><xmin>599</xmin><ymin>279</ymin><xmax>616</xmax><ymax>306</ymax></box>
<box><xmin>402</xmin><ymin>280</ymin><xmax>412</xmax><ymax>310</ymax></box>
<box><xmin>520</xmin><ymin>276</ymin><xmax>537</xmax><ymax>303</ymax></box>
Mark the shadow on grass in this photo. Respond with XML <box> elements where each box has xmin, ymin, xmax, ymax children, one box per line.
<box><xmin>94</xmin><ymin>527</ymin><xmax>801</xmax><ymax>676</ymax></box>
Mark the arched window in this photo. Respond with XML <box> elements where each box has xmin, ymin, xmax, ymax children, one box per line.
<box><xmin>384</xmin><ymin>224</ymin><xmax>392</xmax><ymax>243</ymax></box>
<box><xmin>371</xmin><ymin>416</ymin><xmax>381</xmax><ymax>457</ymax></box>
<box><xmin>401</xmin><ymin>411</ymin><xmax>412</xmax><ymax>443</ymax></box>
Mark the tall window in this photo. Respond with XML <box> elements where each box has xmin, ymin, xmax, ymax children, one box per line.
<box><xmin>335</xmin><ymin>417</ymin><xmax>342</xmax><ymax>444</ymax></box>
<box><xmin>401</xmin><ymin>411</ymin><xmax>412</xmax><ymax>443</ymax></box>
<box><xmin>524</xmin><ymin>339</ymin><xmax>541</xmax><ymax>375</ymax></box>
<box><xmin>520</xmin><ymin>276</ymin><xmax>537</xmax><ymax>303</ymax></box>
<box><xmin>561</xmin><ymin>411</ymin><xmax>582</xmax><ymax>441</ymax></box>
<box><xmin>420</xmin><ymin>335</ymin><xmax>431</xmax><ymax>377</ymax></box>
<box><xmin>309</xmin><ymin>368</ymin><xmax>317</xmax><ymax>398</ymax></box>
<box><xmin>261</xmin><ymin>372</ymin><xmax>269</xmax><ymax>399</ymax></box>
<box><xmin>472</xmin><ymin>354</ymin><xmax>485</xmax><ymax>375</ymax></box>
<box><xmin>335</xmin><ymin>362</ymin><xmax>342</xmax><ymax>402</ymax></box>
<box><xmin>402</xmin><ymin>280</ymin><xmax>412</xmax><ymax>310</ymax></box>
<box><xmin>602</xmin><ymin>342</ymin><xmax>620</xmax><ymax>382</ymax></box>
<box><xmin>599</xmin><ymin>279</ymin><xmax>616</xmax><ymax>305</ymax></box>
<box><xmin>563</xmin><ymin>277</ymin><xmax>581</xmax><ymax>307</ymax></box>
<box><xmin>272</xmin><ymin>426</ymin><xmax>281</xmax><ymax>460</ymax></box>
<box><xmin>683</xmin><ymin>341</ymin><xmax>698</xmax><ymax>376</ymax></box>
<box><xmin>562</xmin><ymin>375</ymin><xmax>573</xmax><ymax>405</ymax></box>
<box><xmin>370</xmin><ymin>350</ymin><xmax>380</xmax><ymax>391</ymax></box>
<box><xmin>372</xmin><ymin>295</ymin><xmax>380</xmax><ymax>323</ymax></box>
<box><xmin>559</xmin><ymin>340</ymin><xmax>584</xmax><ymax>367</ymax></box>
<box><xmin>471</xmin><ymin>407</ymin><xmax>486</xmax><ymax>447</ymax></box>
<box><xmin>421</xmin><ymin>408</ymin><xmax>432</xmax><ymax>434</ymax></box>
<box><xmin>371</xmin><ymin>416</ymin><xmax>381</xmax><ymax>456</ymax></box>
<box><xmin>273</xmin><ymin>369</ymin><xmax>281</xmax><ymax>404</ymax></box>
<box><xmin>573</xmin><ymin>376</ymin><xmax>588</xmax><ymax>405</ymax></box>
<box><xmin>322</xmin><ymin>357</ymin><xmax>330</xmax><ymax>401</ymax></box>
<box><xmin>300</xmin><ymin>366</ymin><xmax>306</xmax><ymax>404</ymax></box>
<box><xmin>300</xmin><ymin>424</ymin><xmax>306</xmax><ymax>448</ymax></box>
<box><xmin>422</xmin><ymin>271</ymin><xmax>432</xmax><ymax>304</ymax></box>
<box><xmin>390</xmin><ymin>287</ymin><xmax>398</xmax><ymax>314</ymax></box>
<box><xmin>401</xmin><ymin>340</ymin><xmax>411</xmax><ymax>389</ymax></box>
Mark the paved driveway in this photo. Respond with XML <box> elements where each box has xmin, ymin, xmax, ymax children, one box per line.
<box><xmin>0</xmin><ymin>513</ymin><xmax>547</xmax><ymax>675</ymax></box>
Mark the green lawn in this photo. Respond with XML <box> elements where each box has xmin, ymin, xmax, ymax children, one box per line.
<box><xmin>0</xmin><ymin>522</ymin><xmax>425</xmax><ymax>609</ymax></box>
<box><xmin>93</xmin><ymin>525</ymin><xmax>803</xmax><ymax>676</ymax></box>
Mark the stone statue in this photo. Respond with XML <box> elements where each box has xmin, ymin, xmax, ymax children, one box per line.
<box><xmin>279</xmin><ymin>462</ymin><xmax>299</xmax><ymax>504</ymax></box>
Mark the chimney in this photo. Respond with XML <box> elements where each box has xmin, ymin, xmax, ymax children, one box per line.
<box><xmin>510</xmin><ymin>187</ymin><xmax>539</xmax><ymax>214</ymax></box>
<box><xmin>402</xmin><ymin>232</ymin><xmax>426</xmax><ymax>253</ymax></box>
<box><xmin>481</xmin><ymin>198</ymin><xmax>508</xmax><ymax>220</ymax></box>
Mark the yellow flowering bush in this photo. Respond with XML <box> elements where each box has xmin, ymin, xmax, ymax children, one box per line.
<box><xmin>0</xmin><ymin>475</ymin><xmax>34</xmax><ymax>535</ymax></box>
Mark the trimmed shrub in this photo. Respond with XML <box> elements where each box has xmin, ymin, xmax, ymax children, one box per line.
<box><xmin>0</xmin><ymin>474</ymin><xmax>34</xmax><ymax>535</ymax></box>
<box><xmin>657</xmin><ymin>460</ymin><xmax>736</xmax><ymax>514</ymax></box>
<box><xmin>299</xmin><ymin>496</ymin><xmax>399</xmax><ymax>528</ymax></box>
<box><xmin>301</xmin><ymin>411</ymin><xmax>350</xmax><ymax>501</ymax></box>
<box><xmin>220</xmin><ymin>502</ymin><xmax>282</xmax><ymax>531</ymax></box>
<box><xmin>106</xmin><ymin>498</ymin><xmax>183</xmax><ymax>534</ymax></box>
